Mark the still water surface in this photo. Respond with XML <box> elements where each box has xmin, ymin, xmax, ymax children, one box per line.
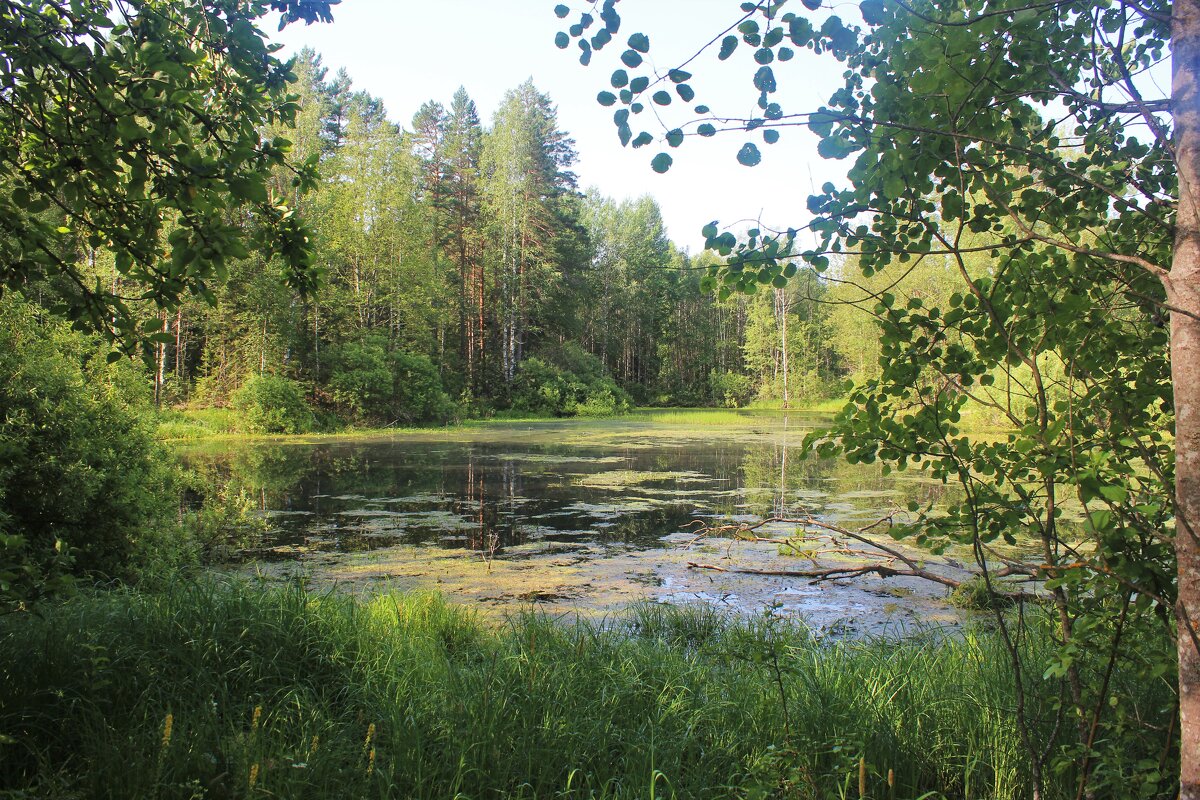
<box><xmin>181</xmin><ymin>412</ymin><xmax>966</xmax><ymax>633</ymax></box>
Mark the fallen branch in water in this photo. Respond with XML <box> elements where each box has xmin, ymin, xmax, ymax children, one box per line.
<box><xmin>686</xmin><ymin>560</ymin><xmax>960</xmax><ymax>587</ymax></box>
<box><xmin>686</xmin><ymin>515</ymin><xmax>1040</xmax><ymax>601</ymax></box>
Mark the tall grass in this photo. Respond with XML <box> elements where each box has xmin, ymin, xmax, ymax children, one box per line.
<box><xmin>0</xmin><ymin>582</ymin><xmax>1173</xmax><ymax>799</ymax></box>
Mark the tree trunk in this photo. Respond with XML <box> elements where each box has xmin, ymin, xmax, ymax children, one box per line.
<box><xmin>1171</xmin><ymin>0</ymin><xmax>1200</xmax><ymax>792</ymax></box>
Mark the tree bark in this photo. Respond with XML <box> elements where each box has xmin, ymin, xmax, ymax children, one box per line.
<box><xmin>1171</xmin><ymin>0</ymin><xmax>1200</xmax><ymax>792</ymax></box>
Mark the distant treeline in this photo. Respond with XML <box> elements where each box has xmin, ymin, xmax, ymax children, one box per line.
<box><xmin>40</xmin><ymin>50</ymin><xmax>939</xmax><ymax>429</ymax></box>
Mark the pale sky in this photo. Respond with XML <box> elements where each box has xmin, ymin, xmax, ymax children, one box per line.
<box><xmin>268</xmin><ymin>1</ymin><xmax>857</xmax><ymax>252</ymax></box>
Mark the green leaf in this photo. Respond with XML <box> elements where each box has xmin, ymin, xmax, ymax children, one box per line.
<box><xmin>668</xmin><ymin>69</ymin><xmax>692</xmax><ymax>83</ymax></box>
<box><xmin>651</xmin><ymin>152</ymin><xmax>673</xmax><ymax>173</ymax></box>
<box><xmin>736</xmin><ymin>142</ymin><xmax>762</xmax><ymax>166</ymax></box>
<box><xmin>719</xmin><ymin>35</ymin><xmax>739</xmax><ymax>60</ymax></box>
<box><xmin>630</xmin><ymin>76</ymin><xmax>650</xmax><ymax>93</ymax></box>
<box><xmin>652</xmin><ymin>90</ymin><xmax>672</xmax><ymax>105</ymax></box>
<box><xmin>554</xmin><ymin>4</ymin><xmax>570</xmax><ymax>18</ymax></box>
<box><xmin>753</xmin><ymin>65</ymin><xmax>776</xmax><ymax>93</ymax></box>
<box><xmin>763</xmin><ymin>129</ymin><xmax>780</xmax><ymax>144</ymax></box>
<box><xmin>860</xmin><ymin>0</ymin><xmax>886</xmax><ymax>24</ymax></box>
<box><xmin>597</xmin><ymin>91</ymin><xmax>617</xmax><ymax>106</ymax></box>
<box><xmin>228</xmin><ymin>178</ymin><xmax>268</xmax><ymax>203</ymax></box>
<box><xmin>666</xmin><ymin>129</ymin><xmax>684</xmax><ymax>147</ymax></box>
<box><xmin>1099</xmin><ymin>485</ymin><xmax>1129</xmax><ymax>503</ymax></box>
<box><xmin>555</xmin><ymin>31</ymin><xmax>570</xmax><ymax>49</ymax></box>
<box><xmin>817</xmin><ymin>136</ymin><xmax>854</xmax><ymax>159</ymax></box>
<box><xmin>698</xmin><ymin>123</ymin><xmax>717</xmax><ymax>137</ymax></box>
<box><xmin>627</xmin><ymin>32</ymin><xmax>650</xmax><ymax>53</ymax></box>
<box><xmin>632</xmin><ymin>131</ymin><xmax>654</xmax><ymax>148</ymax></box>
<box><xmin>676</xmin><ymin>84</ymin><xmax>696</xmax><ymax>102</ymax></box>
<box><xmin>620</xmin><ymin>49</ymin><xmax>643</xmax><ymax>67</ymax></box>
<box><xmin>610</xmin><ymin>69</ymin><xmax>629</xmax><ymax>87</ymax></box>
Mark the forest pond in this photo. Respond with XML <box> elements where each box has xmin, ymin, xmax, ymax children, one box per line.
<box><xmin>180</xmin><ymin>412</ymin><xmax>973</xmax><ymax>634</ymax></box>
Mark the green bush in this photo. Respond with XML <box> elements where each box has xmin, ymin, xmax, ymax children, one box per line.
<box><xmin>511</xmin><ymin>346</ymin><xmax>631</xmax><ymax>417</ymax></box>
<box><xmin>326</xmin><ymin>339</ymin><xmax>453</xmax><ymax>425</ymax></box>
<box><xmin>231</xmin><ymin>374</ymin><xmax>315</xmax><ymax>434</ymax></box>
<box><xmin>391</xmin><ymin>351</ymin><xmax>455</xmax><ymax>423</ymax></box>
<box><xmin>0</xmin><ymin>295</ymin><xmax>174</xmax><ymax>605</ymax></box>
<box><xmin>708</xmin><ymin>369</ymin><xmax>754</xmax><ymax>407</ymax></box>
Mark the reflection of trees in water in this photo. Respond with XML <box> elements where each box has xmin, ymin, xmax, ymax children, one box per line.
<box><xmin>182</xmin><ymin>435</ymin><xmax>957</xmax><ymax>560</ymax></box>
<box><xmin>736</xmin><ymin>439</ymin><xmax>956</xmax><ymax>521</ymax></box>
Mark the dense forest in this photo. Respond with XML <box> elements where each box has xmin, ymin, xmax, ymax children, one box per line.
<box><xmin>80</xmin><ymin>50</ymin><xmax>906</xmax><ymax>429</ymax></box>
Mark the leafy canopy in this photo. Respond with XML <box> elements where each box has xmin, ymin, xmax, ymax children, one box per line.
<box><xmin>0</xmin><ymin>0</ymin><xmax>337</xmax><ymax>351</ymax></box>
<box><xmin>560</xmin><ymin>0</ymin><xmax>1181</xmax><ymax>795</ymax></box>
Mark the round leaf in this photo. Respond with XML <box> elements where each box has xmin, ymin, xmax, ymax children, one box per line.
<box><xmin>736</xmin><ymin>142</ymin><xmax>762</xmax><ymax>166</ymax></box>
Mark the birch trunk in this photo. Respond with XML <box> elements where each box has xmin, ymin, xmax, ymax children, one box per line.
<box><xmin>1171</xmin><ymin>0</ymin><xmax>1200</xmax><ymax>792</ymax></box>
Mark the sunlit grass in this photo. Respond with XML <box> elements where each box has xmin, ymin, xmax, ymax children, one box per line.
<box><xmin>627</xmin><ymin>405</ymin><xmax>838</xmax><ymax>426</ymax></box>
<box><xmin>0</xmin><ymin>581</ymin><xmax>1173</xmax><ymax>799</ymax></box>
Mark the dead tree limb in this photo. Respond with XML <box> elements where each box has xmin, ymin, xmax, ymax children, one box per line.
<box><xmin>686</xmin><ymin>515</ymin><xmax>1041</xmax><ymax>601</ymax></box>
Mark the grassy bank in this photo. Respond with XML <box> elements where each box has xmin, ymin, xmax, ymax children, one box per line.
<box><xmin>0</xmin><ymin>582</ymin><xmax>1173</xmax><ymax>799</ymax></box>
<box><xmin>155</xmin><ymin>403</ymin><xmax>846</xmax><ymax>443</ymax></box>
<box><xmin>154</xmin><ymin>408</ymin><xmax>558</xmax><ymax>443</ymax></box>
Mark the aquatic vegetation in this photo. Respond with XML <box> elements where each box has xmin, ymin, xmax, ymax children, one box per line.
<box><xmin>573</xmin><ymin>469</ymin><xmax>712</xmax><ymax>489</ymax></box>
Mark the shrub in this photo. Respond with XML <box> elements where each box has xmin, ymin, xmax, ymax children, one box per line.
<box><xmin>511</xmin><ymin>347</ymin><xmax>632</xmax><ymax>417</ymax></box>
<box><xmin>231</xmin><ymin>374</ymin><xmax>315</xmax><ymax>434</ymax></box>
<box><xmin>326</xmin><ymin>339</ymin><xmax>392</xmax><ymax>420</ymax></box>
<box><xmin>326</xmin><ymin>338</ymin><xmax>453</xmax><ymax>424</ymax></box>
<box><xmin>0</xmin><ymin>295</ymin><xmax>174</xmax><ymax>605</ymax></box>
<box><xmin>708</xmin><ymin>369</ymin><xmax>754</xmax><ymax>407</ymax></box>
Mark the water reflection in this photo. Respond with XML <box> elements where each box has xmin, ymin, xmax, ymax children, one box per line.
<box><xmin>178</xmin><ymin>416</ymin><xmax>954</xmax><ymax>563</ymax></box>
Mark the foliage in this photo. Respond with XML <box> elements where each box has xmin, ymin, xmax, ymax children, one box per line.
<box><xmin>231</xmin><ymin>375</ymin><xmax>315</xmax><ymax>435</ymax></box>
<box><xmin>0</xmin><ymin>295</ymin><xmax>174</xmax><ymax>606</ymax></box>
<box><xmin>708</xmin><ymin>369</ymin><xmax>754</xmax><ymax>407</ymax></box>
<box><xmin>0</xmin><ymin>0</ymin><xmax>336</xmax><ymax>349</ymax></box>
<box><xmin>563</xmin><ymin>0</ymin><xmax>1189</xmax><ymax>793</ymax></box>
<box><xmin>510</xmin><ymin>345</ymin><xmax>632</xmax><ymax>416</ymax></box>
<box><xmin>326</xmin><ymin>339</ymin><xmax>454</xmax><ymax>425</ymax></box>
<box><xmin>0</xmin><ymin>581</ymin><xmax>1178</xmax><ymax>798</ymax></box>
<box><xmin>389</xmin><ymin>351</ymin><xmax>455</xmax><ymax>424</ymax></box>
